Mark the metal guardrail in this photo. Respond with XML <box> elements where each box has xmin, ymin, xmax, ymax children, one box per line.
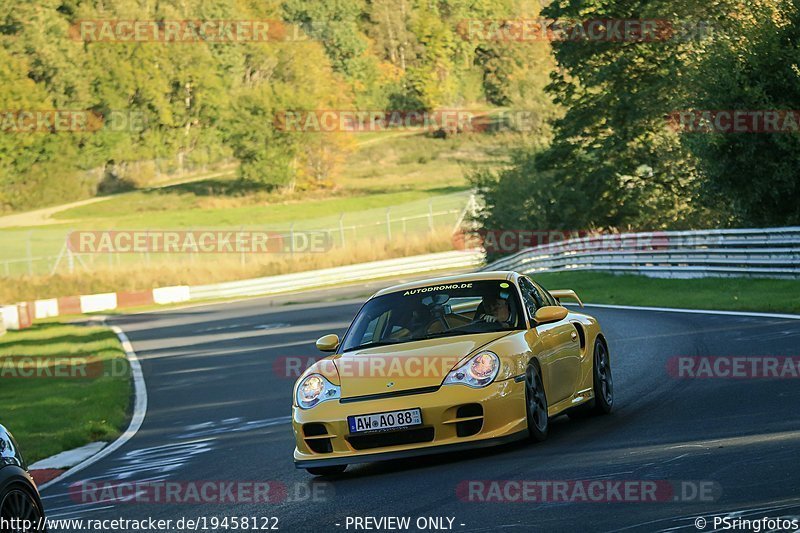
<box><xmin>483</xmin><ymin>227</ymin><xmax>800</xmax><ymax>279</ymax></box>
<box><xmin>189</xmin><ymin>250</ymin><xmax>485</xmax><ymax>300</ymax></box>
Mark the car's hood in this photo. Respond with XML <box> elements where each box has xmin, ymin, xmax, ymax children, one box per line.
<box><xmin>332</xmin><ymin>331</ymin><xmax>512</xmax><ymax>398</ymax></box>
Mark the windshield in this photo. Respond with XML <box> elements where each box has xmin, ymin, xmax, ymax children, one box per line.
<box><xmin>340</xmin><ymin>280</ymin><xmax>524</xmax><ymax>352</ymax></box>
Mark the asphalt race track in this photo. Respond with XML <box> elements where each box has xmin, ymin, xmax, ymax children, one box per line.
<box><xmin>40</xmin><ymin>291</ymin><xmax>800</xmax><ymax>532</ymax></box>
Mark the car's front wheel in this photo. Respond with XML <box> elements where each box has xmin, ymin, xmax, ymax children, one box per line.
<box><xmin>306</xmin><ymin>465</ymin><xmax>347</xmax><ymax>477</ymax></box>
<box><xmin>0</xmin><ymin>482</ymin><xmax>45</xmax><ymax>532</ymax></box>
<box><xmin>524</xmin><ymin>361</ymin><xmax>549</xmax><ymax>442</ymax></box>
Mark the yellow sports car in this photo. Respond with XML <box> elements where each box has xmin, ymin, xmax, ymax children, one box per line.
<box><xmin>292</xmin><ymin>271</ymin><xmax>613</xmax><ymax>475</ymax></box>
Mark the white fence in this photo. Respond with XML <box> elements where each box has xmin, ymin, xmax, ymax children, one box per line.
<box><xmin>483</xmin><ymin>227</ymin><xmax>800</xmax><ymax>279</ymax></box>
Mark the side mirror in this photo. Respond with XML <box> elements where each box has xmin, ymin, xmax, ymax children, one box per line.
<box><xmin>315</xmin><ymin>334</ymin><xmax>340</xmax><ymax>352</ymax></box>
<box><xmin>533</xmin><ymin>306</ymin><xmax>568</xmax><ymax>326</ymax></box>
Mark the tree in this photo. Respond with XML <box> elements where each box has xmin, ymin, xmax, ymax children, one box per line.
<box><xmin>681</xmin><ymin>0</ymin><xmax>800</xmax><ymax>226</ymax></box>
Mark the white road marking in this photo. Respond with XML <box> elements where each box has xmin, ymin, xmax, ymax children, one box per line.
<box><xmin>47</xmin><ymin>505</ymin><xmax>116</xmax><ymax>519</ymax></box>
<box><xmin>177</xmin><ymin>416</ymin><xmax>292</xmax><ymax>439</ymax></box>
<box><xmin>568</xmin><ymin>302</ymin><xmax>800</xmax><ymax>320</ymax></box>
<box><xmin>102</xmin><ymin>439</ymin><xmax>215</xmax><ymax>480</ymax></box>
<box><xmin>40</xmin><ymin>325</ymin><xmax>148</xmax><ymax>491</ymax></box>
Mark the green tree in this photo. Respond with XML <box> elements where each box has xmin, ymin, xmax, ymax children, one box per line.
<box><xmin>681</xmin><ymin>0</ymin><xmax>800</xmax><ymax>226</ymax></box>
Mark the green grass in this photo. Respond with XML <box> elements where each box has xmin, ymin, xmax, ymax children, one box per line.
<box><xmin>534</xmin><ymin>272</ymin><xmax>800</xmax><ymax>314</ymax></box>
<box><xmin>341</xmin><ymin>133</ymin><xmax>508</xmax><ymax>192</ymax></box>
<box><xmin>0</xmin><ymin>132</ymin><xmax>513</xmax><ymax>276</ymax></box>
<box><xmin>0</xmin><ymin>191</ymin><xmax>470</xmax><ymax>277</ymax></box>
<box><xmin>0</xmin><ymin>323</ymin><xmax>131</xmax><ymax>463</ymax></box>
<box><xmin>49</xmin><ymin>133</ymin><xmax>504</xmax><ymax>226</ymax></box>
<box><xmin>51</xmin><ymin>189</ymin><xmax>461</xmax><ymax>227</ymax></box>
<box><xmin>0</xmin><ymin>130</ymin><xmax>513</xmax><ymax>278</ymax></box>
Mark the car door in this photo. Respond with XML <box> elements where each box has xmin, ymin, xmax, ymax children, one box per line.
<box><xmin>520</xmin><ymin>277</ymin><xmax>581</xmax><ymax>404</ymax></box>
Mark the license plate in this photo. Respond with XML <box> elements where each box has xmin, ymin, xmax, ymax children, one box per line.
<box><xmin>348</xmin><ymin>408</ymin><xmax>422</xmax><ymax>434</ymax></box>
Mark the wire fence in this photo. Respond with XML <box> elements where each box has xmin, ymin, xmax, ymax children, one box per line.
<box><xmin>0</xmin><ymin>193</ymin><xmax>475</xmax><ymax>278</ymax></box>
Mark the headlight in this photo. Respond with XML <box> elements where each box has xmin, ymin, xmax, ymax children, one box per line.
<box><xmin>443</xmin><ymin>351</ymin><xmax>500</xmax><ymax>388</ymax></box>
<box><xmin>296</xmin><ymin>374</ymin><xmax>341</xmax><ymax>409</ymax></box>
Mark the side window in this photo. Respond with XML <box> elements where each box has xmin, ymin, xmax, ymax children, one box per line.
<box><xmin>527</xmin><ymin>278</ymin><xmax>547</xmax><ymax>308</ymax></box>
<box><xmin>533</xmin><ymin>280</ymin><xmax>557</xmax><ymax>306</ymax></box>
<box><xmin>518</xmin><ymin>277</ymin><xmax>542</xmax><ymax>319</ymax></box>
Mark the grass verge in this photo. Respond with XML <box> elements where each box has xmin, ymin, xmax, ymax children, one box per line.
<box><xmin>0</xmin><ymin>323</ymin><xmax>131</xmax><ymax>463</ymax></box>
<box><xmin>535</xmin><ymin>271</ymin><xmax>800</xmax><ymax>314</ymax></box>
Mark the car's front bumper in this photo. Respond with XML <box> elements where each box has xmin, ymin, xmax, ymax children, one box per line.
<box><xmin>293</xmin><ymin>377</ymin><xmax>527</xmax><ymax>468</ymax></box>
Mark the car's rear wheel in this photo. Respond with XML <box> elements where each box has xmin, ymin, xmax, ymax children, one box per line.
<box><xmin>568</xmin><ymin>338</ymin><xmax>614</xmax><ymax>419</ymax></box>
<box><xmin>525</xmin><ymin>361</ymin><xmax>549</xmax><ymax>442</ymax></box>
<box><xmin>306</xmin><ymin>465</ymin><xmax>347</xmax><ymax>477</ymax></box>
<box><xmin>592</xmin><ymin>339</ymin><xmax>614</xmax><ymax>414</ymax></box>
<box><xmin>0</xmin><ymin>482</ymin><xmax>44</xmax><ymax>532</ymax></box>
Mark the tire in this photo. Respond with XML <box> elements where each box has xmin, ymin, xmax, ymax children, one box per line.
<box><xmin>0</xmin><ymin>481</ymin><xmax>45</xmax><ymax>533</ymax></box>
<box><xmin>524</xmin><ymin>361</ymin><xmax>549</xmax><ymax>442</ymax></box>
<box><xmin>568</xmin><ymin>338</ymin><xmax>614</xmax><ymax>419</ymax></box>
<box><xmin>591</xmin><ymin>338</ymin><xmax>614</xmax><ymax>415</ymax></box>
<box><xmin>306</xmin><ymin>465</ymin><xmax>347</xmax><ymax>477</ymax></box>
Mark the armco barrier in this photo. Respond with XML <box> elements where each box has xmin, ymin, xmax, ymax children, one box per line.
<box><xmin>483</xmin><ymin>227</ymin><xmax>800</xmax><ymax>279</ymax></box>
<box><xmin>188</xmin><ymin>251</ymin><xmax>484</xmax><ymax>300</ymax></box>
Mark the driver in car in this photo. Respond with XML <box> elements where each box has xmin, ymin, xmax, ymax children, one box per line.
<box><xmin>480</xmin><ymin>294</ymin><xmax>515</xmax><ymax>326</ymax></box>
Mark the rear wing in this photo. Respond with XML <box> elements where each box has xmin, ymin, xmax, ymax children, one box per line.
<box><xmin>549</xmin><ymin>289</ymin><xmax>584</xmax><ymax>308</ymax></box>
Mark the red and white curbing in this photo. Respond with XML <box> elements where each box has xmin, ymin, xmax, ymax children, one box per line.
<box><xmin>0</xmin><ymin>286</ymin><xmax>191</xmax><ymax>331</ymax></box>
<box><xmin>27</xmin><ymin>442</ymin><xmax>107</xmax><ymax>485</ymax></box>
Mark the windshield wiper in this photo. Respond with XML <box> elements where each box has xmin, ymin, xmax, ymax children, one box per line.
<box><xmin>414</xmin><ymin>330</ymin><xmax>475</xmax><ymax>341</ymax></box>
<box><xmin>342</xmin><ymin>340</ymin><xmax>405</xmax><ymax>353</ymax></box>
<box><xmin>416</xmin><ymin>324</ymin><xmax>514</xmax><ymax>341</ymax></box>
